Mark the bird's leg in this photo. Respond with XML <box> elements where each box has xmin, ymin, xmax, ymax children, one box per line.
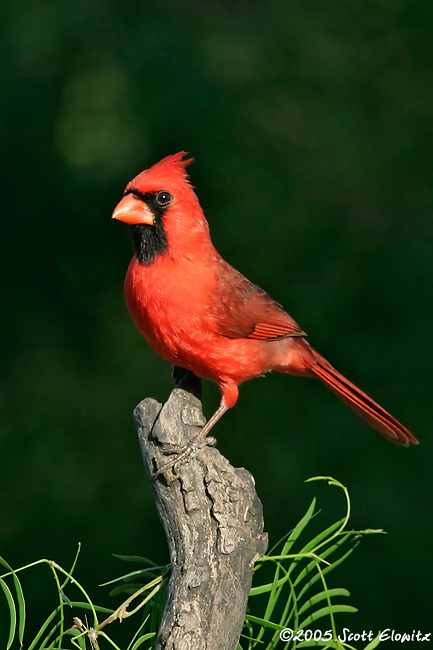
<box><xmin>153</xmin><ymin>402</ymin><xmax>228</xmax><ymax>480</ymax></box>
<box><xmin>171</xmin><ymin>365</ymin><xmax>202</xmax><ymax>400</ymax></box>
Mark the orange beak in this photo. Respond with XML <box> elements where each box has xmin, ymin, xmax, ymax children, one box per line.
<box><xmin>111</xmin><ymin>194</ymin><xmax>154</xmax><ymax>225</ymax></box>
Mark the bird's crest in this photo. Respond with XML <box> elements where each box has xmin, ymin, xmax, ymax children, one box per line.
<box><xmin>128</xmin><ymin>152</ymin><xmax>194</xmax><ymax>192</ymax></box>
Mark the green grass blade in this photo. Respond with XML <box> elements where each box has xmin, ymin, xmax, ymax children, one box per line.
<box><xmin>249</xmin><ymin>565</ymin><xmax>293</xmax><ymax>597</ymax></box>
<box><xmin>61</xmin><ymin>590</ymin><xmax>73</xmax><ymax>606</ymax></box>
<box><xmin>297</xmin><ymin>588</ymin><xmax>350</xmax><ymax>616</ymax></box>
<box><xmin>252</xmin><ymin>532</ymin><xmax>355</xmax><ymax>605</ymax></box>
<box><xmin>68</xmin><ymin>601</ymin><xmax>114</xmax><ymax>615</ymax></box>
<box><xmin>129</xmin><ymin>632</ymin><xmax>156</xmax><ymax>650</ymax></box>
<box><xmin>101</xmin><ymin>566</ymin><xmax>167</xmax><ymax>587</ymax></box>
<box><xmin>295</xmin><ymin>543</ymin><xmax>357</xmax><ymax>603</ymax></box>
<box><xmin>253</xmin><ymin>562</ymin><xmax>283</xmax><ymax>645</ymax></box>
<box><xmin>27</xmin><ymin>605</ymin><xmax>63</xmax><ymax>650</ymax></box>
<box><xmin>298</xmin><ymin>531</ymin><xmax>353</xmax><ymax>576</ymax></box>
<box><xmin>70</xmin><ymin>627</ymin><xmax>87</xmax><ymax>650</ymax></box>
<box><xmin>245</xmin><ymin>615</ymin><xmax>283</xmax><ymax>631</ymax></box>
<box><xmin>112</xmin><ymin>555</ymin><xmax>159</xmax><ymax>566</ymax></box>
<box><xmin>36</xmin><ymin>618</ymin><xmax>63</xmax><ymax>650</ymax></box>
<box><xmin>0</xmin><ymin>556</ymin><xmax>26</xmax><ymax>648</ymax></box>
<box><xmin>264</xmin><ymin>498</ymin><xmax>317</xmax><ymax>562</ymax></box>
<box><xmin>279</xmin><ymin>499</ymin><xmax>317</xmax><ymax>557</ymax></box>
<box><xmin>60</xmin><ymin>543</ymin><xmax>82</xmax><ymax>591</ymax></box>
<box><xmin>299</xmin><ymin>604</ymin><xmax>358</xmax><ymax>628</ymax></box>
<box><xmin>364</xmin><ymin>634</ymin><xmax>382</xmax><ymax>649</ymax></box>
<box><xmin>296</xmin><ymin>518</ymin><xmax>346</xmax><ymax>556</ymax></box>
<box><xmin>293</xmin><ymin>533</ymin><xmax>356</xmax><ymax>589</ymax></box>
<box><xmin>0</xmin><ymin>577</ymin><xmax>16</xmax><ymax>650</ymax></box>
<box><xmin>269</xmin><ymin>578</ymin><xmax>298</xmax><ymax>649</ymax></box>
<box><xmin>109</xmin><ymin>583</ymin><xmax>150</xmax><ymax>596</ymax></box>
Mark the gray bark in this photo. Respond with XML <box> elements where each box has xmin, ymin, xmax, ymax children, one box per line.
<box><xmin>133</xmin><ymin>385</ymin><xmax>268</xmax><ymax>650</ymax></box>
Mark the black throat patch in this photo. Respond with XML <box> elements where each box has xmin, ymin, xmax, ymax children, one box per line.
<box><xmin>127</xmin><ymin>190</ymin><xmax>170</xmax><ymax>265</ymax></box>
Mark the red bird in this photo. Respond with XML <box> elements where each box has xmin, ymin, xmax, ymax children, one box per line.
<box><xmin>113</xmin><ymin>152</ymin><xmax>418</xmax><ymax>476</ymax></box>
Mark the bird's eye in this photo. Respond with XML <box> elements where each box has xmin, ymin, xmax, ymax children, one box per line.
<box><xmin>155</xmin><ymin>191</ymin><xmax>172</xmax><ymax>206</ymax></box>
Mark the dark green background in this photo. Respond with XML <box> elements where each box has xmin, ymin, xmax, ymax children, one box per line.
<box><xmin>1</xmin><ymin>0</ymin><xmax>432</xmax><ymax>644</ymax></box>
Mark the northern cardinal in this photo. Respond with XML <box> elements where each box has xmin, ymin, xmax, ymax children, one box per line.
<box><xmin>113</xmin><ymin>152</ymin><xmax>417</xmax><ymax>476</ymax></box>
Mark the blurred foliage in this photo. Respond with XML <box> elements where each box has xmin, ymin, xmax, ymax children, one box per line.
<box><xmin>1</xmin><ymin>0</ymin><xmax>432</xmax><ymax>643</ymax></box>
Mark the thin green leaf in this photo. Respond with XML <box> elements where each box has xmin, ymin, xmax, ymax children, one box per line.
<box><xmin>297</xmin><ymin>588</ymin><xmax>350</xmax><ymax>616</ymax></box>
<box><xmin>294</xmin><ymin>534</ymin><xmax>356</xmax><ymax>592</ymax></box>
<box><xmin>299</xmin><ymin>604</ymin><xmax>358</xmax><ymax>628</ymax></box>
<box><xmin>254</xmin><ymin>535</ymin><xmax>355</xmax><ymax>605</ymax></box>
<box><xmin>109</xmin><ymin>583</ymin><xmax>148</xmax><ymax>596</ymax></box>
<box><xmin>249</xmin><ymin>563</ymin><xmax>290</xmax><ymax>648</ymax></box>
<box><xmin>295</xmin><ymin>532</ymin><xmax>354</xmax><ymax>583</ymax></box>
<box><xmin>262</xmin><ymin>498</ymin><xmax>317</xmax><ymax>564</ymax></box>
<box><xmin>101</xmin><ymin>567</ymin><xmax>167</xmax><ymax>587</ymax></box>
<box><xmin>306</xmin><ymin>477</ymin><xmax>351</xmax><ymax>533</ymax></box>
<box><xmin>70</xmin><ymin>627</ymin><xmax>87</xmax><ymax>650</ymax></box>
<box><xmin>244</xmin><ymin>615</ymin><xmax>283</xmax><ymax>631</ymax></box>
<box><xmin>364</xmin><ymin>633</ymin><xmax>382</xmax><ymax>650</ymax></box>
<box><xmin>27</xmin><ymin>605</ymin><xmax>63</xmax><ymax>650</ymax></box>
<box><xmin>61</xmin><ymin>543</ymin><xmax>82</xmax><ymax>590</ymax></box>
<box><xmin>68</xmin><ymin>601</ymin><xmax>114</xmax><ymax>615</ymax></box>
<box><xmin>296</xmin><ymin>518</ymin><xmax>346</xmax><ymax>556</ymax></box>
<box><xmin>0</xmin><ymin>577</ymin><xmax>16</xmax><ymax>650</ymax></box>
<box><xmin>259</xmin><ymin>561</ymin><xmax>283</xmax><ymax>634</ymax></box>
<box><xmin>0</xmin><ymin>556</ymin><xmax>26</xmax><ymax>647</ymax></box>
<box><xmin>270</xmin><ymin>577</ymin><xmax>298</xmax><ymax>648</ymax></box>
<box><xmin>296</xmin><ymin>543</ymin><xmax>357</xmax><ymax>603</ymax></box>
<box><xmin>279</xmin><ymin>499</ymin><xmax>317</xmax><ymax>556</ymax></box>
<box><xmin>249</xmin><ymin>565</ymin><xmax>293</xmax><ymax>597</ymax></box>
<box><xmin>239</xmin><ymin>630</ymin><xmax>264</xmax><ymax>645</ymax></box>
<box><xmin>249</xmin><ymin>582</ymin><xmax>277</xmax><ymax>597</ymax></box>
<box><xmin>37</xmin><ymin>620</ymin><xmax>64</xmax><ymax>650</ymax></box>
<box><xmin>129</xmin><ymin>633</ymin><xmax>156</xmax><ymax>650</ymax></box>
<box><xmin>125</xmin><ymin>613</ymin><xmax>151</xmax><ymax>650</ymax></box>
<box><xmin>112</xmin><ymin>555</ymin><xmax>159</xmax><ymax>566</ymax></box>
<box><xmin>61</xmin><ymin>590</ymin><xmax>73</xmax><ymax>606</ymax></box>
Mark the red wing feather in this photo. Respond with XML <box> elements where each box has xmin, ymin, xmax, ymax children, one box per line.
<box><xmin>208</xmin><ymin>260</ymin><xmax>306</xmax><ymax>341</ymax></box>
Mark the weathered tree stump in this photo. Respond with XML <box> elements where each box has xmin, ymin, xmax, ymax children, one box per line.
<box><xmin>133</xmin><ymin>376</ymin><xmax>268</xmax><ymax>650</ymax></box>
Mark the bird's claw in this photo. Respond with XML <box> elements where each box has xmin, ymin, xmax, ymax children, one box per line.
<box><xmin>153</xmin><ymin>435</ymin><xmax>217</xmax><ymax>480</ymax></box>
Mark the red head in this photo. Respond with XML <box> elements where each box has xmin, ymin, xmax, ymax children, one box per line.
<box><xmin>112</xmin><ymin>152</ymin><xmax>212</xmax><ymax>265</ymax></box>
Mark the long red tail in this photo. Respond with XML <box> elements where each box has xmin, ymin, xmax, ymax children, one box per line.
<box><xmin>308</xmin><ymin>352</ymin><xmax>418</xmax><ymax>447</ymax></box>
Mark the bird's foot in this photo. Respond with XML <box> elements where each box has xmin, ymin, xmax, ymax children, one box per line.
<box><xmin>153</xmin><ymin>435</ymin><xmax>217</xmax><ymax>480</ymax></box>
<box><xmin>152</xmin><ymin>401</ymin><xmax>227</xmax><ymax>480</ymax></box>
